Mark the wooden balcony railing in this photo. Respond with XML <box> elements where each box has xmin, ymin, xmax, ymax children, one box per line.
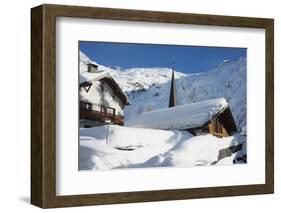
<box><xmin>80</xmin><ymin>109</ymin><xmax>124</xmax><ymax>125</ymax></box>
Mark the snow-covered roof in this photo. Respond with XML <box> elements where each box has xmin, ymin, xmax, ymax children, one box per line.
<box><xmin>79</xmin><ymin>51</ymin><xmax>109</xmax><ymax>84</ymax></box>
<box><xmin>80</xmin><ymin>69</ymin><xmax>110</xmax><ymax>84</ymax></box>
<box><xmin>125</xmin><ymin>98</ymin><xmax>228</xmax><ymax>130</ymax></box>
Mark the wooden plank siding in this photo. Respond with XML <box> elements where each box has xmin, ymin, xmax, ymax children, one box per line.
<box><xmin>208</xmin><ymin>117</ymin><xmax>229</xmax><ymax>138</ymax></box>
<box><xmin>80</xmin><ymin>109</ymin><xmax>124</xmax><ymax>125</ymax></box>
<box><xmin>186</xmin><ymin>106</ymin><xmax>238</xmax><ymax>138</ymax></box>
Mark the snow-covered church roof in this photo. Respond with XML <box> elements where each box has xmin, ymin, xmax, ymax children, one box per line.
<box><xmin>125</xmin><ymin>98</ymin><xmax>228</xmax><ymax>130</ymax></box>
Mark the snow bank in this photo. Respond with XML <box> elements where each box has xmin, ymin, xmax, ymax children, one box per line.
<box><xmin>142</xmin><ymin>135</ymin><xmax>237</xmax><ymax>167</ymax></box>
<box><xmin>125</xmin><ymin>98</ymin><xmax>228</xmax><ymax>130</ymax></box>
<box><xmin>80</xmin><ymin>125</ymin><xmax>192</xmax><ymax>147</ymax></box>
<box><xmin>79</xmin><ymin>125</ymin><xmax>244</xmax><ymax>171</ymax></box>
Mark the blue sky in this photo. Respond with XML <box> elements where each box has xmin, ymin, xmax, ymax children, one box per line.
<box><xmin>79</xmin><ymin>41</ymin><xmax>246</xmax><ymax>73</ymax></box>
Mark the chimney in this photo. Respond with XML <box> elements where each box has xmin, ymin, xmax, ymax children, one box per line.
<box><xmin>169</xmin><ymin>70</ymin><xmax>177</xmax><ymax>107</ymax></box>
<box><xmin>87</xmin><ymin>63</ymin><xmax>98</xmax><ymax>73</ymax></box>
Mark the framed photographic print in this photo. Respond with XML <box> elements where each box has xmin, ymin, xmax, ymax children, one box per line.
<box><xmin>31</xmin><ymin>4</ymin><xmax>274</xmax><ymax>208</ymax></box>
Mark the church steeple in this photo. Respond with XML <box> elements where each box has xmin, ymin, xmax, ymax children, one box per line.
<box><xmin>169</xmin><ymin>69</ymin><xmax>177</xmax><ymax>108</ymax></box>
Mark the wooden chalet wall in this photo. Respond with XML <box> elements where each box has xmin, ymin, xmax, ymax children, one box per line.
<box><xmin>187</xmin><ymin>106</ymin><xmax>238</xmax><ymax>138</ymax></box>
<box><xmin>207</xmin><ymin>117</ymin><xmax>229</xmax><ymax>137</ymax></box>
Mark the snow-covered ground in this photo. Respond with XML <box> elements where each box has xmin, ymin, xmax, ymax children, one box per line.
<box><xmin>79</xmin><ymin>125</ymin><xmax>245</xmax><ymax>171</ymax></box>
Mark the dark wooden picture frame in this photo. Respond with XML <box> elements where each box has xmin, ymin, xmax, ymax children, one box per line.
<box><xmin>31</xmin><ymin>4</ymin><xmax>274</xmax><ymax>208</ymax></box>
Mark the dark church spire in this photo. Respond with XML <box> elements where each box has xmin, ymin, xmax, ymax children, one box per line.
<box><xmin>169</xmin><ymin>69</ymin><xmax>177</xmax><ymax>108</ymax></box>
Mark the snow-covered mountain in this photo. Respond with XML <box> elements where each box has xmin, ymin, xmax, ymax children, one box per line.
<box><xmin>80</xmin><ymin>51</ymin><xmax>246</xmax><ymax>129</ymax></box>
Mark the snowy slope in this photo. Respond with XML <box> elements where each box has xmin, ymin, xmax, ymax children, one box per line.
<box><xmin>79</xmin><ymin>125</ymin><xmax>244</xmax><ymax>170</ymax></box>
<box><xmin>79</xmin><ymin>51</ymin><xmax>246</xmax><ymax>129</ymax></box>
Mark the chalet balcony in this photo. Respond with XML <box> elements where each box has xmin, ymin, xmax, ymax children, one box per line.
<box><xmin>80</xmin><ymin>101</ymin><xmax>124</xmax><ymax>125</ymax></box>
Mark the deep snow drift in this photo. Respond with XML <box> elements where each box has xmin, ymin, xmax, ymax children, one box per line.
<box><xmin>79</xmin><ymin>125</ymin><xmax>245</xmax><ymax>171</ymax></box>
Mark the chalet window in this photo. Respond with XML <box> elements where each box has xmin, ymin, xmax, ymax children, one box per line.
<box><xmin>100</xmin><ymin>105</ymin><xmax>116</xmax><ymax>121</ymax></box>
<box><xmin>84</xmin><ymin>84</ymin><xmax>92</xmax><ymax>93</ymax></box>
<box><xmin>106</xmin><ymin>107</ymin><xmax>115</xmax><ymax>115</ymax></box>
<box><xmin>80</xmin><ymin>82</ymin><xmax>92</xmax><ymax>93</ymax></box>
<box><xmin>85</xmin><ymin>103</ymin><xmax>92</xmax><ymax>110</ymax></box>
<box><xmin>100</xmin><ymin>106</ymin><xmax>106</xmax><ymax>115</ymax></box>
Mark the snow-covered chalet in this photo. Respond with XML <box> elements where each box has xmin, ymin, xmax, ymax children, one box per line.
<box><xmin>79</xmin><ymin>63</ymin><xmax>129</xmax><ymax>127</ymax></box>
